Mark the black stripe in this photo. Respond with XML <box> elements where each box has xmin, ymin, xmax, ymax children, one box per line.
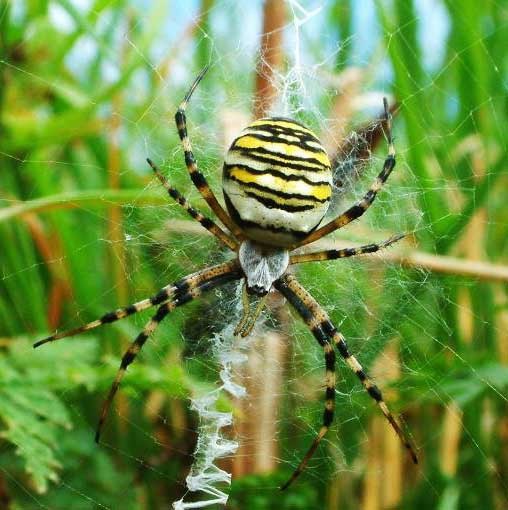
<box><xmin>154</xmin><ymin>305</ymin><xmax>171</xmax><ymax>322</ymax></box>
<box><xmin>158</xmin><ymin>271</ymin><xmax>241</xmax><ymax>320</ymax></box>
<box><xmin>152</xmin><ymin>269</ymin><xmax>241</xmax><ymax>308</ymax></box>
<box><xmin>228</xmin><ymin>150</ymin><xmax>328</xmax><ymax>174</ymax></box>
<box><xmin>229</xmin><ymin>175</ymin><xmax>327</xmax><ymax>204</ymax></box>
<box><xmin>231</xmin><ymin>145</ymin><xmax>329</xmax><ymax>169</ymax></box>
<box><xmin>190</xmin><ymin>171</ymin><xmax>207</xmax><ymax>189</ymax></box>
<box><xmin>244</xmin><ymin>191</ymin><xmax>315</xmax><ymax>212</ymax></box>
<box><xmin>175</xmin><ymin>111</ymin><xmax>185</xmax><ymax>129</ymax></box>
<box><xmin>188</xmin><ymin>209</ymin><xmax>200</xmax><ymax>220</ymax></box>
<box><xmin>151</xmin><ymin>289</ymin><xmax>172</xmax><ymax>306</ymax></box>
<box><xmin>174</xmin><ymin>278</ymin><xmax>190</xmax><ymax>294</ymax></box>
<box><xmin>184</xmin><ymin>151</ymin><xmax>196</xmax><ymax>167</ymax></box>
<box><xmin>310</xmin><ymin>325</ymin><xmax>328</xmax><ymax>345</ymax></box>
<box><xmin>199</xmin><ymin>270</ymin><xmax>243</xmax><ymax>291</ymax></box>
<box><xmin>367</xmin><ymin>385</ymin><xmax>382</xmax><ymax>402</ymax></box>
<box><xmin>323</xmin><ymin>408</ymin><xmax>334</xmax><ymax>426</ymax></box>
<box><xmin>224</xmin><ymin>163</ymin><xmax>330</xmax><ymax>186</ymax></box>
<box><xmin>256</xmin><ymin>117</ymin><xmax>318</xmax><ymax>135</ymax></box>
<box><xmin>224</xmin><ymin>193</ymin><xmax>309</xmax><ymax>239</ymax></box>
<box><xmin>383</xmin><ymin>155</ymin><xmax>396</xmax><ymax>176</ymax></box>
<box><xmin>124</xmin><ymin>305</ymin><xmax>138</xmax><ymax>316</ymax></box>
<box><xmin>253</xmin><ymin>122</ymin><xmax>320</xmax><ymax>143</ymax></box>
<box><xmin>342</xmin><ymin>205</ymin><xmax>365</xmax><ymax>222</ymax></box>
<box><xmin>275</xmin><ymin>277</ymin><xmax>329</xmax><ymax>345</ymax></box>
<box><xmin>168</xmin><ymin>188</ymin><xmax>180</xmax><ymax>201</ymax></box>
<box><xmin>364</xmin><ymin>189</ymin><xmax>376</xmax><ymax>204</ymax></box>
<box><xmin>325</xmin><ymin>349</ymin><xmax>336</xmax><ymax>371</ymax></box>
<box><xmin>200</xmin><ymin>217</ymin><xmax>214</xmax><ymax>229</ymax></box>
<box><xmin>275</xmin><ymin>278</ymin><xmax>313</xmax><ymax>323</ymax></box>
<box><xmin>121</xmin><ymin>332</ymin><xmax>151</xmax><ymax>368</ymax></box>
<box><xmin>336</xmin><ymin>338</ymin><xmax>350</xmax><ymax>359</ymax></box>
<box><xmin>321</xmin><ymin>321</ymin><xmax>336</xmax><ymax>337</ymax></box>
<box><xmin>237</xmin><ymin>131</ymin><xmax>326</xmax><ymax>154</ymax></box>
<box><xmin>249</xmin><ymin>123</ymin><xmax>319</xmax><ymax>144</ymax></box>
<box><xmin>101</xmin><ymin>311</ymin><xmax>119</xmax><ymax>323</ymax></box>
<box><xmin>121</xmin><ymin>347</ymin><xmax>139</xmax><ymax>368</ymax></box>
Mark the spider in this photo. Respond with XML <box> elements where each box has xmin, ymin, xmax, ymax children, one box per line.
<box><xmin>35</xmin><ymin>66</ymin><xmax>418</xmax><ymax>490</ymax></box>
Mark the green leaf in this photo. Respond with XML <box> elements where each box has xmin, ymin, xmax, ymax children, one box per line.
<box><xmin>0</xmin><ymin>338</ymin><xmax>97</xmax><ymax>492</ymax></box>
<box><xmin>0</xmin><ymin>385</ymin><xmax>69</xmax><ymax>493</ymax></box>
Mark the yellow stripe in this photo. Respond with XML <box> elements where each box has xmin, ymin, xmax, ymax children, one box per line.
<box><xmin>229</xmin><ymin>167</ymin><xmax>331</xmax><ymax>201</ymax></box>
<box><xmin>234</xmin><ymin>136</ymin><xmax>330</xmax><ymax>167</ymax></box>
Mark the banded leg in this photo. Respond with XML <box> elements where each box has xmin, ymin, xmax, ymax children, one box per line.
<box><xmin>290</xmin><ymin>233</ymin><xmax>404</xmax><ymax>265</ymax></box>
<box><xmin>95</xmin><ymin>267</ymin><xmax>242</xmax><ymax>443</ymax></box>
<box><xmin>275</xmin><ymin>273</ymin><xmax>417</xmax><ymax>489</ymax></box>
<box><xmin>329</xmin><ymin>329</ymin><xmax>418</xmax><ymax>465</ymax></box>
<box><xmin>295</xmin><ymin>98</ymin><xmax>396</xmax><ymax>248</ymax></box>
<box><xmin>147</xmin><ymin>158</ymin><xmax>238</xmax><ymax>251</ymax></box>
<box><xmin>34</xmin><ymin>260</ymin><xmax>240</xmax><ymax>348</ymax></box>
<box><xmin>275</xmin><ymin>275</ymin><xmax>336</xmax><ymax>490</ymax></box>
<box><xmin>175</xmin><ymin>66</ymin><xmax>244</xmax><ymax>240</ymax></box>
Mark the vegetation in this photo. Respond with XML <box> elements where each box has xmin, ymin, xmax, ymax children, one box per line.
<box><xmin>1</xmin><ymin>1</ymin><xmax>507</xmax><ymax>508</ymax></box>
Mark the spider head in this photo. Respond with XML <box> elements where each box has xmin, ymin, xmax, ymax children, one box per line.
<box><xmin>238</xmin><ymin>240</ymin><xmax>289</xmax><ymax>296</ymax></box>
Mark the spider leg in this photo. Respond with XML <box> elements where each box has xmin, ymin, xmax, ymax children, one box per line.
<box><xmin>275</xmin><ymin>272</ymin><xmax>417</xmax><ymax>489</ymax></box>
<box><xmin>34</xmin><ymin>261</ymin><xmax>239</xmax><ymax>348</ymax></box>
<box><xmin>233</xmin><ymin>282</ymin><xmax>251</xmax><ymax>336</ymax></box>
<box><xmin>275</xmin><ymin>275</ymin><xmax>336</xmax><ymax>490</ymax></box>
<box><xmin>95</xmin><ymin>266</ymin><xmax>242</xmax><ymax>443</ymax></box>
<box><xmin>290</xmin><ymin>233</ymin><xmax>404</xmax><ymax>264</ymax></box>
<box><xmin>295</xmin><ymin>98</ymin><xmax>396</xmax><ymax>248</ymax></box>
<box><xmin>233</xmin><ymin>283</ymin><xmax>269</xmax><ymax>337</ymax></box>
<box><xmin>175</xmin><ymin>67</ymin><xmax>244</xmax><ymax>240</ymax></box>
<box><xmin>329</xmin><ymin>329</ymin><xmax>418</xmax><ymax>463</ymax></box>
<box><xmin>147</xmin><ymin>158</ymin><xmax>238</xmax><ymax>251</ymax></box>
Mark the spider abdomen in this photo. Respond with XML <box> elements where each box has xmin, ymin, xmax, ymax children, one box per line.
<box><xmin>223</xmin><ymin>118</ymin><xmax>332</xmax><ymax>247</ymax></box>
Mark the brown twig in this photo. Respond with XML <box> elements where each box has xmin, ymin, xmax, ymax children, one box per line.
<box><xmin>253</xmin><ymin>0</ymin><xmax>286</xmax><ymax>118</ymax></box>
<box><xmin>162</xmin><ymin>219</ymin><xmax>508</xmax><ymax>283</ymax></box>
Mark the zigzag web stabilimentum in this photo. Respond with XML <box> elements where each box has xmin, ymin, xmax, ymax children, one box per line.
<box><xmin>172</xmin><ymin>309</ymin><xmax>250</xmax><ymax>509</ymax></box>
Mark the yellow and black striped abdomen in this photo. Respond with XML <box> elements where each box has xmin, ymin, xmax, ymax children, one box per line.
<box><xmin>223</xmin><ymin>118</ymin><xmax>332</xmax><ymax>247</ymax></box>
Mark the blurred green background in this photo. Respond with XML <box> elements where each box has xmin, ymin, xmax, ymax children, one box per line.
<box><xmin>1</xmin><ymin>1</ymin><xmax>507</xmax><ymax>509</ymax></box>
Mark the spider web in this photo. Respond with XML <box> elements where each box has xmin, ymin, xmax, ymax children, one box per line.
<box><xmin>2</xmin><ymin>1</ymin><xmax>507</xmax><ymax>509</ymax></box>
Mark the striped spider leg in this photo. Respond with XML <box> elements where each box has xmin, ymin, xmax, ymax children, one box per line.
<box><xmin>275</xmin><ymin>273</ymin><xmax>417</xmax><ymax>490</ymax></box>
<box><xmin>294</xmin><ymin>98</ymin><xmax>397</xmax><ymax>249</ymax></box>
<box><xmin>146</xmin><ymin>157</ymin><xmax>238</xmax><ymax>251</ymax></box>
<box><xmin>35</xmin><ymin>146</ymin><xmax>244</xmax><ymax>440</ymax></box>
<box><xmin>34</xmin><ymin>65</ymin><xmax>416</xmax><ymax>491</ymax></box>
<box><xmin>289</xmin><ymin>233</ymin><xmax>405</xmax><ymax>264</ymax></box>
<box><xmin>174</xmin><ymin>65</ymin><xmax>244</xmax><ymax>240</ymax></box>
<box><xmin>35</xmin><ymin>260</ymin><xmax>242</xmax><ymax>442</ymax></box>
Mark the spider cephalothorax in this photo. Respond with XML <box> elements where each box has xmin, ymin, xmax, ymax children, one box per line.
<box><xmin>35</xmin><ymin>66</ymin><xmax>417</xmax><ymax>490</ymax></box>
<box><xmin>238</xmin><ymin>240</ymin><xmax>289</xmax><ymax>295</ymax></box>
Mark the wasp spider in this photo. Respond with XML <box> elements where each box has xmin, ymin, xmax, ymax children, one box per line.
<box><xmin>35</xmin><ymin>66</ymin><xmax>418</xmax><ymax>489</ymax></box>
